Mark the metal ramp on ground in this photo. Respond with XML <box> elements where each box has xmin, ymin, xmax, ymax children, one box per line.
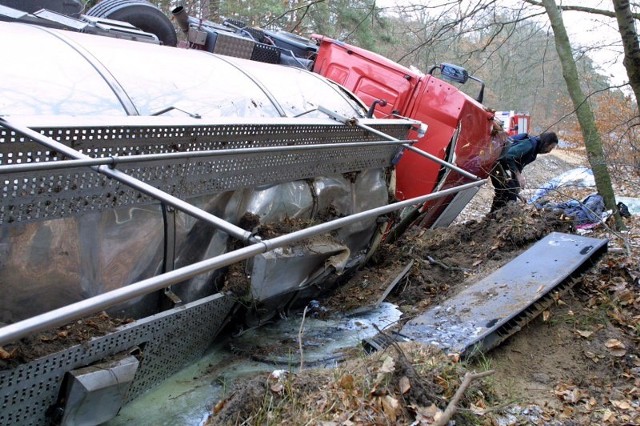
<box><xmin>366</xmin><ymin>232</ymin><xmax>608</xmax><ymax>356</ymax></box>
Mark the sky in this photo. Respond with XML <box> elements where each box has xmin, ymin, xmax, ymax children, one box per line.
<box><xmin>379</xmin><ymin>0</ymin><xmax>629</xmax><ymax>87</ymax></box>
<box><xmin>544</xmin><ymin>1</ymin><xmax>627</xmax><ymax>85</ymax></box>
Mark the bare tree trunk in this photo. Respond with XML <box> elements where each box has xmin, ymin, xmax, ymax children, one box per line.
<box><xmin>541</xmin><ymin>0</ymin><xmax>623</xmax><ymax>229</ymax></box>
<box><xmin>200</xmin><ymin>0</ymin><xmax>210</xmax><ymax>19</ymax></box>
<box><xmin>210</xmin><ymin>0</ymin><xmax>220</xmax><ymax>22</ymax></box>
<box><xmin>612</xmin><ymin>0</ymin><xmax>640</xmax><ymax>105</ymax></box>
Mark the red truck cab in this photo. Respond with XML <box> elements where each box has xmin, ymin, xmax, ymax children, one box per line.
<box><xmin>312</xmin><ymin>35</ymin><xmax>507</xmax><ymax>226</ymax></box>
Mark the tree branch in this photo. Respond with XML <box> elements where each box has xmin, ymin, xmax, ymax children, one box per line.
<box><xmin>523</xmin><ymin>0</ymin><xmax>640</xmax><ymax>20</ymax></box>
<box><xmin>298</xmin><ymin>305</ymin><xmax>309</xmax><ymax>370</ymax></box>
<box><xmin>265</xmin><ymin>0</ymin><xmax>325</xmax><ymax>28</ymax></box>
<box><xmin>432</xmin><ymin>370</ymin><xmax>495</xmax><ymax>426</ymax></box>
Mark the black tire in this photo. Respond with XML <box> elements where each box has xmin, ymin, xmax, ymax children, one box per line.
<box><xmin>86</xmin><ymin>0</ymin><xmax>177</xmax><ymax>47</ymax></box>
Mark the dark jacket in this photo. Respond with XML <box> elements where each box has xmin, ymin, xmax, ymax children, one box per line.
<box><xmin>502</xmin><ymin>133</ymin><xmax>541</xmax><ymax>174</ymax></box>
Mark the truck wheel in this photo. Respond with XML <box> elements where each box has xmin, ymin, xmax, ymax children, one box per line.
<box><xmin>86</xmin><ymin>0</ymin><xmax>177</xmax><ymax>47</ymax></box>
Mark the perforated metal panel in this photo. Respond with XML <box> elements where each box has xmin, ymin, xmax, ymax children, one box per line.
<box><xmin>212</xmin><ymin>32</ymin><xmax>255</xmax><ymax>58</ymax></box>
<box><xmin>251</xmin><ymin>43</ymin><xmax>280</xmax><ymax>63</ymax></box>
<box><xmin>0</xmin><ymin>293</ymin><xmax>235</xmax><ymax>426</ymax></box>
<box><xmin>0</xmin><ymin>119</ymin><xmax>410</xmax><ymax>225</ymax></box>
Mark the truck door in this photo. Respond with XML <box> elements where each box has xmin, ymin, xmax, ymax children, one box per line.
<box><xmin>312</xmin><ymin>37</ymin><xmax>415</xmax><ymax>118</ymax></box>
<box><xmin>394</xmin><ymin>75</ymin><xmax>464</xmax><ymax>200</ymax></box>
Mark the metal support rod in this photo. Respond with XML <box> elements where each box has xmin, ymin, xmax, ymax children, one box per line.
<box><xmin>318</xmin><ymin>106</ymin><xmax>482</xmax><ymax>182</ymax></box>
<box><xmin>0</xmin><ymin>139</ymin><xmax>410</xmax><ymax>174</ymax></box>
<box><xmin>0</xmin><ymin>118</ymin><xmax>252</xmax><ymax>242</ymax></box>
<box><xmin>402</xmin><ymin>144</ymin><xmax>480</xmax><ymax>181</ymax></box>
<box><xmin>0</xmin><ymin>179</ymin><xmax>485</xmax><ymax>346</ymax></box>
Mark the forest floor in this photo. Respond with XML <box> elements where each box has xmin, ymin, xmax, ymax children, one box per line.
<box><xmin>208</xmin><ymin>148</ymin><xmax>640</xmax><ymax>425</ymax></box>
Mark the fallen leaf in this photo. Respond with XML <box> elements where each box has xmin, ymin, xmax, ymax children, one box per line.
<box><xmin>339</xmin><ymin>374</ymin><xmax>354</xmax><ymax>390</ymax></box>
<box><xmin>375</xmin><ymin>356</ymin><xmax>396</xmax><ymax>384</ymax></box>
<box><xmin>605</xmin><ymin>339</ymin><xmax>627</xmax><ymax>357</ymax></box>
<box><xmin>447</xmin><ymin>353</ymin><xmax>461</xmax><ymax>363</ymax></box>
<box><xmin>584</xmin><ymin>397</ymin><xmax>597</xmax><ymax>411</ymax></box>
<box><xmin>555</xmin><ymin>386</ymin><xmax>585</xmax><ymax>403</ymax></box>
<box><xmin>410</xmin><ymin>404</ymin><xmax>440</xmax><ymax>424</ymax></box>
<box><xmin>602</xmin><ymin>408</ymin><xmax>614</xmax><ymax>422</ymax></box>
<box><xmin>379</xmin><ymin>356</ymin><xmax>395</xmax><ymax>374</ymax></box>
<box><xmin>614</xmin><ymin>289</ymin><xmax>635</xmax><ymax>305</ymax></box>
<box><xmin>213</xmin><ymin>399</ymin><xmax>226</xmax><ymax>414</ymax></box>
<box><xmin>381</xmin><ymin>395</ymin><xmax>399</xmax><ymax>422</ymax></box>
<box><xmin>605</xmin><ymin>339</ymin><xmax>625</xmax><ymax>349</ymax></box>
<box><xmin>472</xmin><ymin>260</ymin><xmax>482</xmax><ymax>266</ymax></box>
<box><xmin>543</xmin><ymin>310</ymin><xmax>551</xmax><ymax>322</ymax></box>
<box><xmin>0</xmin><ymin>347</ymin><xmax>14</xmax><ymax>360</ymax></box>
<box><xmin>559</xmin><ymin>405</ymin><xmax>575</xmax><ymax>418</ymax></box>
<box><xmin>400</xmin><ymin>376</ymin><xmax>411</xmax><ymax>394</ymax></box>
<box><xmin>469</xmin><ymin>402</ymin><xmax>485</xmax><ymax>415</ymax></box>
<box><xmin>584</xmin><ymin>351</ymin><xmax>599</xmax><ymax>362</ymax></box>
<box><xmin>611</xmin><ymin>399</ymin><xmax>632</xmax><ymax>410</ymax></box>
<box><xmin>576</xmin><ymin>330</ymin><xmax>593</xmax><ymax>338</ymax></box>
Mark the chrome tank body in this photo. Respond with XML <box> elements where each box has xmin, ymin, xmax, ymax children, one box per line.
<box><xmin>0</xmin><ymin>21</ymin><xmax>394</xmax><ymax>323</ymax></box>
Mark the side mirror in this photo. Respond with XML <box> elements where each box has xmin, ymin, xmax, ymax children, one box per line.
<box><xmin>428</xmin><ymin>63</ymin><xmax>485</xmax><ymax>104</ymax></box>
<box><xmin>440</xmin><ymin>63</ymin><xmax>468</xmax><ymax>84</ymax></box>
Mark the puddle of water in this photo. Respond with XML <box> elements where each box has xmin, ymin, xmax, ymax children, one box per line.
<box><xmin>107</xmin><ymin>302</ymin><xmax>401</xmax><ymax>425</ymax></box>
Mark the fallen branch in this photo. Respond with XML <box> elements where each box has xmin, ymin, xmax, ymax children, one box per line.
<box><xmin>432</xmin><ymin>370</ymin><xmax>495</xmax><ymax>426</ymax></box>
<box><xmin>426</xmin><ymin>255</ymin><xmax>470</xmax><ymax>272</ymax></box>
<box><xmin>298</xmin><ymin>305</ymin><xmax>309</xmax><ymax>370</ymax></box>
<box><xmin>372</xmin><ymin>324</ymin><xmax>446</xmax><ymax>406</ymax></box>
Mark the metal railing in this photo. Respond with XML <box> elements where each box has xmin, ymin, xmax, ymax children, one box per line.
<box><xmin>0</xmin><ymin>112</ymin><xmax>487</xmax><ymax>345</ymax></box>
<box><xmin>0</xmin><ymin>179</ymin><xmax>485</xmax><ymax>345</ymax></box>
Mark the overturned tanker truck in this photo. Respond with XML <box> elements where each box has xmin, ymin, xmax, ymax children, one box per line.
<box><xmin>0</xmin><ymin>2</ymin><xmax>510</xmax><ymax>424</ymax></box>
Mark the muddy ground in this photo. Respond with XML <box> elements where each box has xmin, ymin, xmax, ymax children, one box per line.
<box><xmin>209</xmin><ymin>148</ymin><xmax>640</xmax><ymax>425</ymax></box>
<box><xmin>2</xmin><ymin>148</ymin><xmax>637</xmax><ymax>424</ymax></box>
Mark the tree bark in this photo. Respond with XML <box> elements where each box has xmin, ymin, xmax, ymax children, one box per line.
<box><xmin>541</xmin><ymin>0</ymin><xmax>623</xmax><ymax>229</ymax></box>
<box><xmin>612</xmin><ymin>0</ymin><xmax>640</xmax><ymax>105</ymax></box>
<box><xmin>209</xmin><ymin>0</ymin><xmax>220</xmax><ymax>22</ymax></box>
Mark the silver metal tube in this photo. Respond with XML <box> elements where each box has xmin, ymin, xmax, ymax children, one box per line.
<box><xmin>171</xmin><ymin>6</ymin><xmax>190</xmax><ymax>34</ymax></box>
<box><xmin>402</xmin><ymin>145</ymin><xmax>481</xmax><ymax>181</ymax></box>
<box><xmin>260</xmin><ymin>179</ymin><xmax>486</xmax><ymax>251</ymax></box>
<box><xmin>0</xmin><ymin>118</ymin><xmax>252</xmax><ymax>242</ymax></box>
<box><xmin>318</xmin><ymin>106</ymin><xmax>482</xmax><ymax>181</ymax></box>
<box><xmin>0</xmin><ymin>139</ymin><xmax>410</xmax><ymax>174</ymax></box>
<box><xmin>0</xmin><ymin>178</ymin><xmax>485</xmax><ymax>346</ymax></box>
<box><xmin>0</xmin><ymin>244</ymin><xmax>266</xmax><ymax>346</ymax></box>
<box><xmin>0</xmin><ymin>157</ymin><xmax>109</xmax><ymax>173</ymax></box>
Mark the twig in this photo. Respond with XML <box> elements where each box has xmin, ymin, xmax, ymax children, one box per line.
<box><xmin>426</xmin><ymin>255</ymin><xmax>470</xmax><ymax>272</ymax></box>
<box><xmin>432</xmin><ymin>370</ymin><xmax>495</xmax><ymax>426</ymax></box>
<box><xmin>457</xmin><ymin>398</ymin><xmax>517</xmax><ymax>415</ymax></box>
<box><xmin>264</xmin><ymin>0</ymin><xmax>325</xmax><ymax>27</ymax></box>
<box><xmin>298</xmin><ymin>305</ymin><xmax>309</xmax><ymax>371</ymax></box>
<box><xmin>372</xmin><ymin>324</ymin><xmax>446</xmax><ymax>406</ymax></box>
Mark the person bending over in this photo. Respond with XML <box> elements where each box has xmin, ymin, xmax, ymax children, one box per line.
<box><xmin>490</xmin><ymin>132</ymin><xmax>558</xmax><ymax>212</ymax></box>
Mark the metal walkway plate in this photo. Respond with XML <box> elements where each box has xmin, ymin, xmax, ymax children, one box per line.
<box><xmin>400</xmin><ymin>232</ymin><xmax>608</xmax><ymax>355</ymax></box>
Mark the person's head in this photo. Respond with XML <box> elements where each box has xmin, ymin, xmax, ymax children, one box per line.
<box><xmin>539</xmin><ymin>132</ymin><xmax>558</xmax><ymax>153</ymax></box>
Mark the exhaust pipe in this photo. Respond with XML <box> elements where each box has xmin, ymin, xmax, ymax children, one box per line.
<box><xmin>172</xmin><ymin>6</ymin><xmax>190</xmax><ymax>34</ymax></box>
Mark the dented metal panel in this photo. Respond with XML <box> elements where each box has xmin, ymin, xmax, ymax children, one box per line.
<box><xmin>400</xmin><ymin>232</ymin><xmax>608</xmax><ymax>354</ymax></box>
